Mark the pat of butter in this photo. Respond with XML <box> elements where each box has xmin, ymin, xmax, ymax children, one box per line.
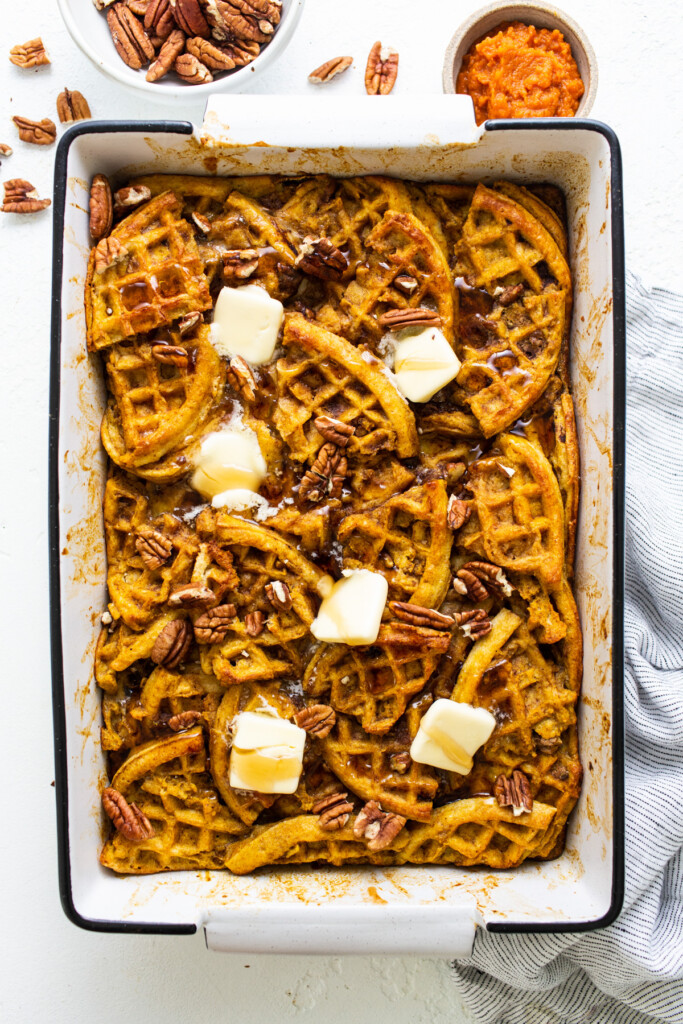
<box><xmin>409</xmin><ymin>698</ymin><xmax>496</xmax><ymax>774</ymax></box>
<box><xmin>392</xmin><ymin>327</ymin><xmax>461</xmax><ymax>403</ymax></box>
<box><xmin>229</xmin><ymin>710</ymin><xmax>306</xmax><ymax>794</ymax></box>
<box><xmin>191</xmin><ymin>425</ymin><xmax>267</xmax><ymax>500</ymax></box>
<box><xmin>310</xmin><ymin>569</ymin><xmax>388</xmax><ymax>646</ymax></box>
<box><xmin>211</xmin><ymin>284</ymin><xmax>284</xmax><ymax>365</ymax></box>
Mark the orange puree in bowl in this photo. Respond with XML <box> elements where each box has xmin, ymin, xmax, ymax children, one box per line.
<box><xmin>456</xmin><ymin>21</ymin><xmax>584</xmax><ymax>125</ymax></box>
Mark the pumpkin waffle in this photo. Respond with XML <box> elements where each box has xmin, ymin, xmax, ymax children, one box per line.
<box><xmin>91</xmin><ymin>171</ymin><xmax>583</xmax><ymax>878</ymax></box>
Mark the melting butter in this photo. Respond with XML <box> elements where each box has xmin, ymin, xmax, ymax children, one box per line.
<box><xmin>409</xmin><ymin>698</ymin><xmax>496</xmax><ymax>774</ymax></box>
<box><xmin>191</xmin><ymin>424</ymin><xmax>267</xmax><ymax>501</ymax></box>
<box><xmin>392</xmin><ymin>326</ymin><xmax>461</xmax><ymax>403</ymax></box>
<box><xmin>310</xmin><ymin>569</ymin><xmax>388</xmax><ymax>646</ymax></box>
<box><xmin>229</xmin><ymin>710</ymin><xmax>306</xmax><ymax>794</ymax></box>
<box><xmin>211</xmin><ymin>283</ymin><xmax>284</xmax><ymax>365</ymax></box>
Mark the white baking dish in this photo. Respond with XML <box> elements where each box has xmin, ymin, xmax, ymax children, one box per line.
<box><xmin>49</xmin><ymin>96</ymin><xmax>625</xmax><ymax>953</ymax></box>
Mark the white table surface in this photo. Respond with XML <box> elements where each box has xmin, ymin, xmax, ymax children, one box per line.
<box><xmin>1</xmin><ymin>1</ymin><xmax>681</xmax><ymax>1021</ymax></box>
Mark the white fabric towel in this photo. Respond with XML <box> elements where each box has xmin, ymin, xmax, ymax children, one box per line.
<box><xmin>450</xmin><ymin>272</ymin><xmax>683</xmax><ymax>1024</ymax></box>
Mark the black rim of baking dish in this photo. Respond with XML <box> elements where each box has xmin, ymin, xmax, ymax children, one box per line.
<box><xmin>49</xmin><ymin>117</ymin><xmax>625</xmax><ymax>937</ymax></box>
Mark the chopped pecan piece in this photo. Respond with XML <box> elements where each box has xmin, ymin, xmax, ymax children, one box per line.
<box><xmin>13</xmin><ymin>116</ymin><xmax>56</xmax><ymax>146</ymax></box>
<box><xmin>10</xmin><ymin>38</ymin><xmax>50</xmax><ymax>68</ymax></box>
<box><xmin>226</xmin><ymin>356</ymin><xmax>257</xmax><ymax>403</ymax></box>
<box><xmin>143</xmin><ymin>0</ymin><xmax>176</xmax><ymax>39</ymax></box>
<box><xmin>461</xmin><ymin>560</ymin><xmax>513</xmax><ymax>598</ymax></box>
<box><xmin>364</xmin><ymin>41</ymin><xmax>399</xmax><ymax>95</ymax></box>
<box><xmin>377</xmin><ymin>307</ymin><xmax>441</xmax><ymax>331</ymax></box>
<box><xmin>94</xmin><ymin>236</ymin><xmax>127</xmax><ymax>274</ymax></box>
<box><xmin>0</xmin><ymin>143</ymin><xmax>13</xmax><ymax>157</ymax></box>
<box><xmin>518</xmin><ymin>330</ymin><xmax>548</xmax><ymax>359</ymax></box>
<box><xmin>151</xmin><ymin>619</ymin><xmax>193</xmax><ymax>667</ymax></box>
<box><xmin>222</xmin><ymin>248</ymin><xmax>260</xmax><ymax>282</ymax></box>
<box><xmin>102</xmin><ymin>787</ymin><xmax>155</xmax><ymax>841</ymax></box>
<box><xmin>460</xmin><ymin>313</ymin><xmax>498</xmax><ymax>348</ymax></box>
<box><xmin>1</xmin><ymin>179</ymin><xmax>50</xmax><ymax>213</ymax></box>
<box><xmin>394</xmin><ymin>273</ymin><xmax>418</xmax><ymax>295</ymax></box>
<box><xmin>308</xmin><ymin>55</ymin><xmax>353</xmax><ymax>84</ymax></box>
<box><xmin>447</xmin><ymin>495</ymin><xmax>471</xmax><ymax>531</ymax></box>
<box><xmin>108</xmin><ymin>3</ymin><xmax>156</xmax><ymax>68</ymax></box>
<box><xmin>313</xmin><ymin>791</ymin><xmax>354</xmax><ymax>831</ymax></box>
<box><xmin>296</xmin><ymin>237</ymin><xmax>348</xmax><ymax>281</ymax></box>
<box><xmin>389</xmin><ymin>752</ymin><xmax>411</xmax><ymax>774</ymax></box>
<box><xmin>191</xmin><ymin>211</ymin><xmax>211</xmax><ymax>233</ymax></box>
<box><xmin>177</xmin><ymin>310</ymin><xmax>202</xmax><ymax>334</ymax></box>
<box><xmin>295</xmin><ymin>704</ymin><xmax>336</xmax><ymax>739</ymax></box>
<box><xmin>147</xmin><ymin>28</ymin><xmax>186</xmax><ymax>81</ymax></box>
<box><xmin>56</xmin><ymin>88</ymin><xmax>91</xmax><ymax>123</ymax></box>
<box><xmin>244</xmin><ymin>610</ymin><xmax>265</xmax><ymax>637</ymax></box>
<box><xmin>494</xmin><ymin>770</ymin><xmax>533</xmax><ymax>814</ymax></box>
<box><xmin>497</xmin><ymin>282</ymin><xmax>524</xmax><ymax>307</ymax></box>
<box><xmin>113</xmin><ymin>184</ymin><xmax>152</xmax><ymax>217</ymax></box>
<box><xmin>89</xmin><ymin>174</ymin><xmax>113</xmax><ymax>242</ymax></box>
<box><xmin>186</xmin><ymin>36</ymin><xmax>236</xmax><ymax>70</ymax></box>
<box><xmin>534</xmin><ymin>734</ymin><xmax>562</xmax><ymax>755</ymax></box>
<box><xmin>353</xmin><ymin>800</ymin><xmax>405</xmax><ymax>851</ymax></box>
<box><xmin>168</xmin><ymin>582</ymin><xmax>215</xmax><ymax>608</ymax></box>
<box><xmin>550</xmin><ymin>763</ymin><xmax>570</xmax><ymax>781</ymax></box>
<box><xmin>389</xmin><ymin>601</ymin><xmax>454</xmax><ymax>630</ymax></box>
<box><xmin>454</xmin><ymin>608</ymin><xmax>491</xmax><ymax>640</ymax></box>
<box><xmin>171</xmin><ymin>0</ymin><xmax>210</xmax><ymax>36</ymax></box>
<box><xmin>314</xmin><ymin>415</ymin><xmax>355</xmax><ymax>448</ymax></box>
<box><xmin>151</xmin><ymin>343</ymin><xmax>189</xmax><ymax>367</ymax></box>
<box><xmin>300</xmin><ymin>442</ymin><xmax>347</xmax><ymax>504</ymax></box>
<box><xmin>193</xmin><ymin>604</ymin><xmax>237</xmax><ymax>644</ymax></box>
<box><xmin>168</xmin><ymin>709</ymin><xmax>203</xmax><ymax>731</ymax></box>
<box><xmin>265</xmin><ymin>580</ymin><xmax>292</xmax><ymax>611</ymax></box>
<box><xmin>135</xmin><ymin>528</ymin><xmax>173</xmax><ymax>569</ymax></box>
<box><xmin>174</xmin><ymin>52</ymin><xmax>213</xmax><ymax>83</ymax></box>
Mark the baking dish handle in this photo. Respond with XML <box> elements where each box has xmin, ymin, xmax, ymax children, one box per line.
<box><xmin>204</xmin><ymin>903</ymin><xmax>479</xmax><ymax>956</ymax></box>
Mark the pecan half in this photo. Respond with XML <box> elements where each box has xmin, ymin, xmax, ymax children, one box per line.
<box><xmin>127</xmin><ymin>0</ymin><xmax>151</xmax><ymax>15</ymax></box>
<box><xmin>454</xmin><ymin>608</ymin><xmax>491</xmax><ymax>640</ymax></box>
<box><xmin>389</xmin><ymin>601</ymin><xmax>454</xmax><ymax>630</ymax></box>
<box><xmin>152</xmin><ymin>343</ymin><xmax>189</xmax><ymax>366</ymax></box>
<box><xmin>377</xmin><ymin>308</ymin><xmax>441</xmax><ymax>331</ymax></box>
<box><xmin>113</xmin><ymin>184</ymin><xmax>152</xmax><ymax>217</ymax></box>
<box><xmin>168</xmin><ymin>582</ymin><xmax>215</xmax><ymax>608</ymax></box>
<box><xmin>461</xmin><ymin>561</ymin><xmax>513</xmax><ymax>599</ymax></box>
<box><xmin>314</xmin><ymin>415</ymin><xmax>355</xmax><ymax>448</ymax></box>
<box><xmin>244</xmin><ymin>610</ymin><xmax>265</xmax><ymax>637</ymax></box>
<box><xmin>206</xmin><ymin>0</ymin><xmax>277</xmax><ymax>44</ymax></box>
<box><xmin>299</xmin><ymin>443</ymin><xmax>347</xmax><ymax>504</ymax></box>
<box><xmin>171</xmin><ymin>0</ymin><xmax>210</xmax><ymax>36</ymax></box>
<box><xmin>226</xmin><ymin>356</ymin><xmax>257</xmax><ymax>403</ymax></box>
<box><xmin>147</xmin><ymin>28</ymin><xmax>186</xmax><ymax>81</ymax></box>
<box><xmin>10</xmin><ymin>38</ymin><xmax>50</xmax><ymax>68</ymax></box>
<box><xmin>108</xmin><ymin>3</ymin><xmax>156</xmax><ymax>69</ymax></box>
<box><xmin>222</xmin><ymin>248</ymin><xmax>259</xmax><ymax>282</ymax></box>
<box><xmin>1</xmin><ymin>179</ymin><xmax>50</xmax><ymax>213</ymax></box>
<box><xmin>494</xmin><ymin>770</ymin><xmax>533</xmax><ymax>814</ymax></box>
<box><xmin>185</xmin><ymin>36</ymin><xmax>233</xmax><ymax>69</ymax></box>
<box><xmin>295</xmin><ymin>704</ymin><xmax>336</xmax><ymax>739</ymax></box>
<box><xmin>144</xmin><ymin>0</ymin><xmax>176</xmax><ymax>39</ymax></box>
<box><xmin>313</xmin><ymin>790</ymin><xmax>353</xmax><ymax>831</ymax></box>
<box><xmin>56</xmin><ymin>88</ymin><xmax>91</xmax><ymax>123</ymax></box>
<box><xmin>296</xmin><ymin>237</ymin><xmax>348</xmax><ymax>281</ymax></box>
<box><xmin>497</xmin><ymin>282</ymin><xmax>524</xmax><ymax>307</ymax></box>
<box><xmin>102</xmin><ymin>787</ymin><xmax>155</xmax><ymax>841</ymax></box>
<box><xmin>454</xmin><ymin>569</ymin><xmax>488</xmax><ymax>603</ymax></box>
<box><xmin>94</xmin><ymin>236</ymin><xmax>127</xmax><ymax>274</ymax></box>
<box><xmin>135</xmin><ymin>528</ymin><xmax>173</xmax><ymax>569</ymax></box>
<box><xmin>175</xmin><ymin>52</ymin><xmax>213</xmax><ymax>83</ymax></box>
<box><xmin>265</xmin><ymin>580</ymin><xmax>292</xmax><ymax>611</ymax></box>
<box><xmin>151</xmin><ymin>618</ymin><xmax>193</xmax><ymax>667</ymax></box>
<box><xmin>379</xmin><ymin>622</ymin><xmax>451</xmax><ymax>651</ymax></box>
<box><xmin>13</xmin><ymin>116</ymin><xmax>56</xmax><ymax>146</ymax></box>
<box><xmin>177</xmin><ymin>310</ymin><xmax>202</xmax><ymax>334</ymax></box>
<box><xmin>193</xmin><ymin>604</ymin><xmax>237</xmax><ymax>644</ymax></box>
<box><xmin>308</xmin><ymin>55</ymin><xmax>352</xmax><ymax>84</ymax></box>
<box><xmin>168</xmin><ymin>709</ymin><xmax>203</xmax><ymax>731</ymax></box>
<box><xmin>353</xmin><ymin>800</ymin><xmax>405</xmax><ymax>851</ymax></box>
<box><xmin>447</xmin><ymin>495</ymin><xmax>471</xmax><ymax>531</ymax></box>
<box><xmin>89</xmin><ymin>174</ymin><xmax>113</xmax><ymax>241</ymax></box>
<box><xmin>364</xmin><ymin>41</ymin><xmax>399</xmax><ymax>96</ymax></box>
<box><xmin>394</xmin><ymin>273</ymin><xmax>418</xmax><ymax>295</ymax></box>
<box><xmin>221</xmin><ymin>37</ymin><xmax>260</xmax><ymax>66</ymax></box>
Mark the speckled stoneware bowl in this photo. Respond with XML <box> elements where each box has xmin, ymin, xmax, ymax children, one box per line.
<box><xmin>442</xmin><ymin>1</ymin><xmax>597</xmax><ymax>118</ymax></box>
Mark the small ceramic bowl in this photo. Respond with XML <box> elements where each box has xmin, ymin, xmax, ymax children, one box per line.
<box><xmin>57</xmin><ymin>0</ymin><xmax>306</xmax><ymax>102</ymax></box>
<box><xmin>442</xmin><ymin>1</ymin><xmax>597</xmax><ymax>118</ymax></box>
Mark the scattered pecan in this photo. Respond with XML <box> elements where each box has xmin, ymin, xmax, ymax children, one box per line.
<box><xmin>191</xmin><ymin>211</ymin><xmax>211</xmax><ymax>233</ymax></box>
<box><xmin>244</xmin><ymin>610</ymin><xmax>265</xmax><ymax>637</ymax></box>
<box><xmin>518</xmin><ymin>330</ymin><xmax>547</xmax><ymax>360</ymax></box>
<box><xmin>56</xmin><ymin>88</ymin><xmax>91</xmax><ymax>123</ymax></box>
<box><xmin>186</xmin><ymin>35</ymin><xmax>235</xmax><ymax>69</ymax></box>
<box><xmin>447</xmin><ymin>495</ymin><xmax>471</xmax><ymax>531</ymax></box>
<box><xmin>364</xmin><ymin>41</ymin><xmax>399</xmax><ymax>96</ymax></box>
<box><xmin>444</xmin><ymin>462</ymin><xmax>466</xmax><ymax>488</ymax></box>
<box><xmin>177</xmin><ymin>310</ymin><xmax>202</xmax><ymax>334</ymax></box>
<box><xmin>151</xmin><ymin>618</ymin><xmax>193</xmax><ymax>667</ymax></box>
<box><xmin>389</xmin><ymin>601</ymin><xmax>454</xmax><ymax>630</ymax></box>
<box><xmin>454</xmin><ymin>608</ymin><xmax>491</xmax><ymax>640</ymax></box>
<box><xmin>494</xmin><ymin>770</ymin><xmax>533</xmax><ymax>814</ymax></box>
<box><xmin>168</xmin><ymin>582</ymin><xmax>215</xmax><ymax>608</ymax></box>
<box><xmin>102</xmin><ymin>787</ymin><xmax>155</xmax><ymax>841</ymax></box>
<box><xmin>379</xmin><ymin>622</ymin><xmax>452</xmax><ymax>651</ymax></box>
<box><xmin>151</xmin><ymin>343</ymin><xmax>189</xmax><ymax>367</ymax></box>
<box><xmin>454</xmin><ymin>568</ymin><xmax>489</xmax><ymax>603</ymax></box>
<box><xmin>9</xmin><ymin>38</ymin><xmax>50</xmax><ymax>68</ymax></box>
<box><xmin>497</xmin><ymin>282</ymin><xmax>524</xmax><ymax>307</ymax></box>
<box><xmin>226</xmin><ymin>356</ymin><xmax>257</xmax><ymax>403</ymax></box>
<box><xmin>550</xmin><ymin>763</ymin><xmax>570</xmax><ymax>781</ymax></box>
<box><xmin>377</xmin><ymin>307</ymin><xmax>441</xmax><ymax>331</ymax></box>
<box><xmin>168</xmin><ymin>709</ymin><xmax>203</xmax><ymax>731</ymax></box>
<box><xmin>1</xmin><ymin>179</ymin><xmax>50</xmax><ymax>213</ymax></box>
<box><xmin>265</xmin><ymin>580</ymin><xmax>292</xmax><ymax>611</ymax></box>
<box><xmin>460</xmin><ymin>313</ymin><xmax>498</xmax><ymax>349</ymax></box>
<box><xmin>147</xmin><ymin>28</ymin><xmax>186</xmax><ymax>81</ymax></box>
<box><xmin>389</xmin><ymin>752</ymin><xmax>411</xmax><ymax>774</ymax></box>
<box><xmin>144</xmin><ymin>0</ymin><xmax>176</xmax><ymax>39</ymax></box>
<box><xmin>13</xmin><ymin>116</ymin><xmax>56</xmax><ymax>146</ymax></box>
<box><xmin>113</xmin><ymin>184</ymin><xmax>152</xmax><ymax>217</ymax></box>
<box><xmin>295</xmin><ymin>704</ymin><xmax>336</xmax><ymax>739</ymax></box>
<box><xmin>394</xmin><ymin>273</ymin><xmax>418</xmax><ymax>295</ymax></box>
<box><xmin>300</xmin><ymin>442</ymin><xmax>347</xmax><ymax>504</ymax></box>
<box><xmin>89</xmin><ymin>174</ymin><xmax>113</xmax><ymax>241</ymax></box>
<box><xmin>535</xmin><ymin>735</ymin><xmax>562</xmax><ymax>755</ymax></box>
<box><xmin>0</xmin><ymin>144</ymin><xmax>13</xmax><ymax>157</ymax></box>
<box><xmin>308</xmin><ymin>55</ymin><xmax>352</xmax><ymax>84</ymax></box>
<box><xmin>194</xmin><ymin>603</ymin><xmax>237</xmax><ymax>644</ymax></box>
<box><xmin>461</xmin><ymin>560</ymin><xmax>513</xmax><ymax>598</ymax></box>
<box><xmin>108</xmin><ymin>3</ymin><xmax>156</xmax><ymax>69</ymax></box>
<box><xmin>135</xmin><ymin>528</ymin><xmax>173</xmax><ymax>569</ymax></box>
<box><xmin>94</xmin><ymin>236</ymin><xmax>126</xmax><ymax>274</ymax></box>
<box><xmin>313</xmin><ymin>791</ymin><xmax>353</xmax><ymax>831</ymax></box>
<box><xmin>222</xmin><ymin>248</ymin><xmax>259</xmax><ymax>282</ymax></box>
<box><xmin>171</xmin><ymin>0</ymin><xmax>210</xmax><ymax>36</ymax></box>
<box><xmin>353</xmin><ymin>800</ymin><xmax>405</xmax><ymax>851</ymax></box>
<box><xmin>175</xmin><ymin>52</ymin><xmax>213</xmax><ymax>83</ymax></box>
<box><xmin>296</xmin><ymin>237</ymin><xmax>348</xmax><ymax>281</ymax></box>
<box><xmin>314</xmin><ymin>415</ymin><xmax>355</xmax><ymax>448</ymax></box>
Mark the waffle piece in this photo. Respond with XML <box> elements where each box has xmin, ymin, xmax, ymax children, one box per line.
<box><xmin>345</xmin><ymin>454</ymin><xmax>416</xmax><ymax>510</ymax></box>
<box><xmin>319</xmin><ymin>708</ymin><xmax>438</xmax><ymax>821</ymax></box>
<box><xmin>95</xmin><ymin>612</ymin><xmax>184</xmax><ymax>694</ymax></box>
<box><xmin>133</xmin><ymin>664</ymin><xmax>223</xmax><ymax>728</ymax></box>
<box><xmin>493</xmin><ymin>181</ymin><xmax>568</xmax><ymax>258</ymax></box>
<box><xmin>460</xmin><ymin>433</ymin><xmax>564</xmax><ymax>586</ymax></box>
<box><xmin>86</xmin><ymin>191</ymin><xmax>212</xmax><ymax>351</ymax></box>
<box><xmin>338</xmin><ymin>480</ymin><xmax>452</xmax><ymax>607</ymax></box>
<box><xmin>419</xmin><ymin>184</ymin><xmax>475</xmax><ymax>260</ymax></box>
<box><xmin>274</xmin><ymin>313</ymin><xmax>418</xmax><ymax>463</ymax></box>
<box><xmin>100</xmin><ymin>728</ymin><xmax>248</xmax><ymax>874</ymax></box>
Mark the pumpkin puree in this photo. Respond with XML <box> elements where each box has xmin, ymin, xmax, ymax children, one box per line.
<box><xmin>457</xmin><ymin>22</ymin><xmax>584</xmax><ymax>125</ymax></box>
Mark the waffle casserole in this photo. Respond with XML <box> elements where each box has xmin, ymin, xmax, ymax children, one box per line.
<box><xmin>87</xmin><ymin>173</ymin><xmax>582</xmax><ymax>876</ymax></box>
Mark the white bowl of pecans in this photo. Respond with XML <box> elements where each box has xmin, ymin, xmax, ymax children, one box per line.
<box><xmin>57</xmin><ymin>0</ymin><xmax>306</xmax><ymax>98</ymax></box>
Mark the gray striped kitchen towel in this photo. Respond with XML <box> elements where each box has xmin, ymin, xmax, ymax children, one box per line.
<box><xmin>450</xmin><ymin>271</ymin><xmax>683</xmax><ymax>1024</ymax></box>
